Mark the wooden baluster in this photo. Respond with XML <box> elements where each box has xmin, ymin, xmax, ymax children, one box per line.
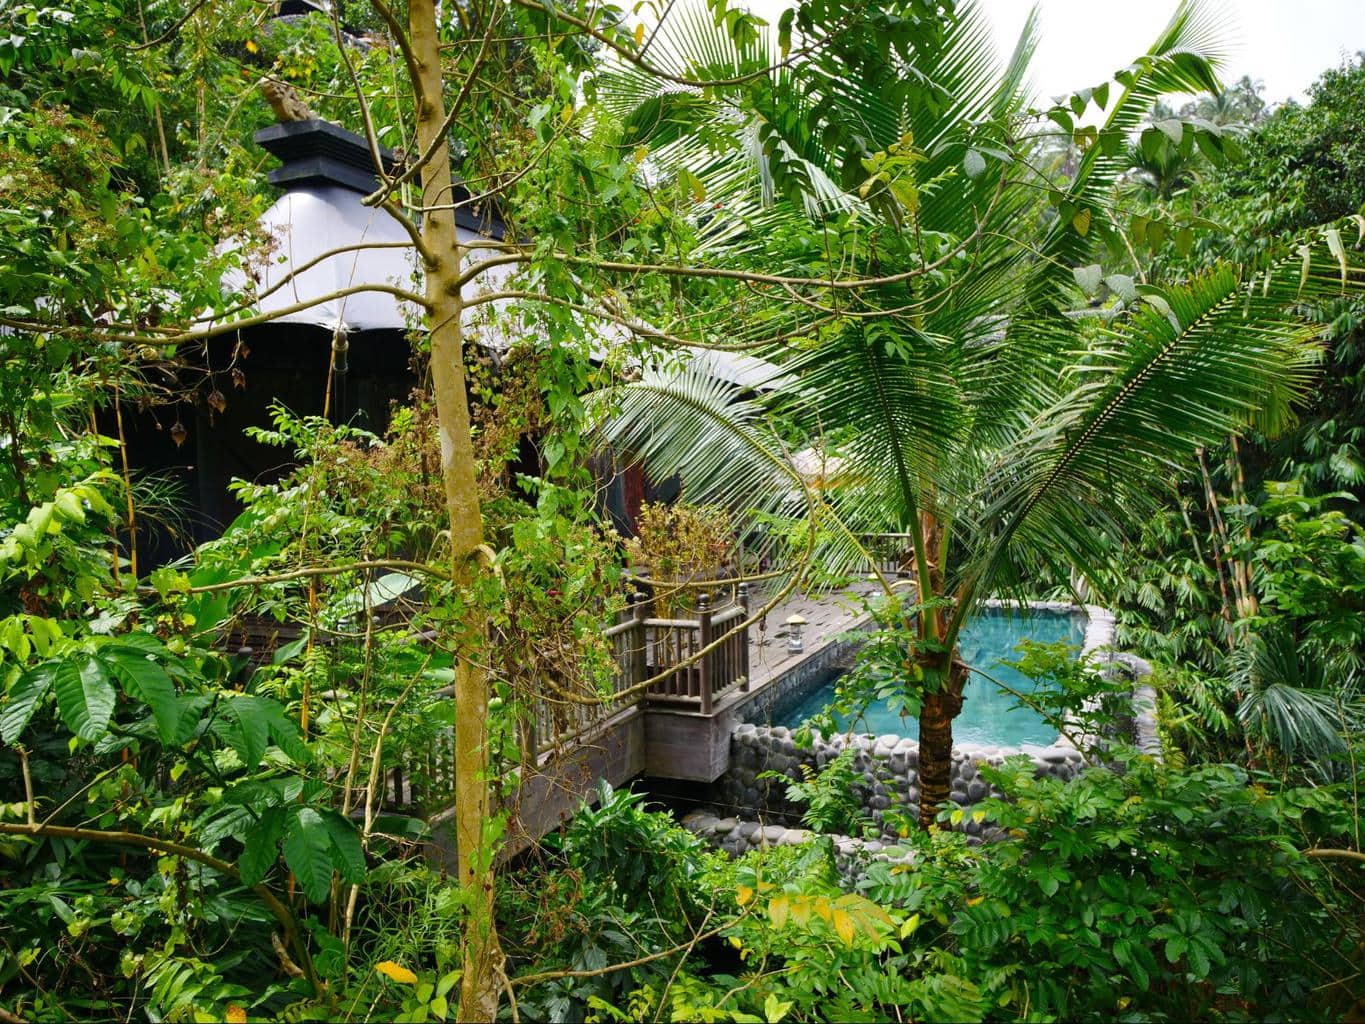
<box><xmin>737</xmin><ymin>582</ymin><xmax>751</xmax><ymax>690</ymax></box>
<box><xmin>698</xmin><ymin>591</ymin><xmax>713</xmax><ymax>714</ymax></box>
<box><xmin>631</xmin><ymin>591</ymin><xmax>648</xmax><ymax>696</ymax></box>
<box><xmin>678</xmin><ymin>620</ymin><xmax>687</xmax><ymax>698</ymax></box>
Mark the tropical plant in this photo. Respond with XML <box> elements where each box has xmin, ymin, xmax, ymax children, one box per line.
<box><xmin>761</xmin><ymin>746</ymin><xmax>870</xmax><ymax>834</ymax></box>
<box><xmin>594</xmin><ymin>0</ymin><xmax>1365</xmax><ymax>827</ymax></box>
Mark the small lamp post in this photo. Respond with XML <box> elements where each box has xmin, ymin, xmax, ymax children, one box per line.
<box><xmin>785</xmin><ymin>614</ymin><xmax>807</xmax><ymax>653</ymax></box>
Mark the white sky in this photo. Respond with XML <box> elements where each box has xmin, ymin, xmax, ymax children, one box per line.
<box><xmin>733</xmin><ymin>0</ymin><xmax>1365</xmax><ymax>107</ymax></box>
<box><xmin>976</xmin><ymin>0</ymin><xmax>1365</xmax><ymax>106</ymax></box>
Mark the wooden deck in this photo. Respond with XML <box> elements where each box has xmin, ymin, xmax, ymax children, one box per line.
<box><xmin>642</xmin><ymin>583</ymin><xmax>878</xmax><ymax>782</ymax></box>
<box><xmin>407</xmin><ymin>568</ymin><xmax>898</xmax><ymax>864</ymax></box>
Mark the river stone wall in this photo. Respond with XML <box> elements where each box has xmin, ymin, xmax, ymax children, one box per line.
<box><xmin>723</xmin><ymin>724</ymin><xmax>1087</xmax><ymax>839</ymax></box>
<box><xmin>680</xmin><ymin>808</ymin><xmax>916</xmax><ymax>881</ymax></box>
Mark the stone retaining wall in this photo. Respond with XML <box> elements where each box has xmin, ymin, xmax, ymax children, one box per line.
<box><xmin>722</xmin><ymin>724</ymin><xmax>1086</xmax><ymax>839</ymax></box>
<box><xmin>681</xmin><ymin>808</ymin><xmax>915</xmax><ymax>881</ymax></box>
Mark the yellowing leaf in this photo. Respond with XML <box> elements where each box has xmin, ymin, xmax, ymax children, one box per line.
<box><xmin>1072</xmin><ymin>208</ymin><xmax>1091</xmax><ymax>236</ymax></box>
<box><xmin>769</xmin><ymin>893</ymin><xmax>790</xmax><ymax>929</ymax></box>
<box><xmin>764</xmin><ymin>992</ymin><xmax>793</xmax><ymax>1023</ymax></box>
<box><xmin>900</xmin><ymin>913</ymin><xmax>921</xmax><ymax>938</ymax></box>
<box><xmin>680</xmin><ymin>168</ymin><xmax>706</xmax><ymax>203</ymax></box>
<box><xmin>736</xmin><ymin>885</ymin><xmax>754</xmax><ymax>906</ymax></box>
<box><xmin>245</xmin><ymin>39</ymin><xmax>258</xmax><ymax>54</ymax></box>
<box><xmin>967</xmin><ymin>896</ymin><xmax>985</xmax><ymax>907</ymax></box>
<box><xmin>728</xmin><ymin>935</ymin><xmax>743</xmax><ymax>949</ymax></box>
<box><xmin>377</xmin><ymin>960</ymin><xmax>418</xmax><ymax>985</ymax></box>
<box><xmin>634</xmin><ymin>22</ymin><xmax>645</xmax><ymax>46</ymax></box>
<box><xmin>226</xmin><ymin>1006</ymin><xmax>247</xmax><ymax>1024</ymax></box>
<box><xmin>831</xmin><ymin>908</ymin><xmax>856</xmax><ymax>946</ymax></box>
<box><xmin>889</xmin><ymin>178</ymin><xmax>919</xmax><ymax>215</ymax></box>
<box><xmin>560</xmin><ymin>104</ymin><xmax>574</xmax><ymax>124</ymax></box>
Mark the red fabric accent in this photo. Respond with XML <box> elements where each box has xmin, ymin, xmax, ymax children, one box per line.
<box><xmin>624</xmin><ymin>462</ymin><xmax>645</xmax><ymax>534</ymax></box>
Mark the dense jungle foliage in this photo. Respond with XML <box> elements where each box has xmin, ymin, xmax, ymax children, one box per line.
<box><xmin>2</xmin><ymin>0</ymin><xmax>1363</xmax><ymax>1020</ymax></box>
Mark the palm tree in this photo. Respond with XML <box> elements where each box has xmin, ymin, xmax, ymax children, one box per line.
<box><xmin>590</xmin><ymin>0</ymin><xmax>1365</xmax><ymax>827</ymax></box>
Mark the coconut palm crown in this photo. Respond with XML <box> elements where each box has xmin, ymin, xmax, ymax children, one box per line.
<box><xmin>590</xmin><ymin>0</ymin><xmax>1365</xmax><ymax>826</ymax></box>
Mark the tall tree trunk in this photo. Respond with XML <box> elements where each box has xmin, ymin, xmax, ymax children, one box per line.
<box><xmin>917</xmin><ymin>660</ymin><xmax>966</xmax><ymax>830</ymax></box>
<box><xmin>406</xmin><ymin>2</ymin><xmax>502</xmax><ymax>1018</ymax></box>
<box><xmin>913</xmin><ymin>509</ymin><xmax>967</xmax><ymax>830</ymax></box>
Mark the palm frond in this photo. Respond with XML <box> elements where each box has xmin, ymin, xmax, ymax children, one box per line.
<box><xmin>589</xmin><ymin>359</ymin><xmax>806</xmax><ymax>522</ymax></box>
<box><xmin>969</xmin><ymin>242</ymin><xmax>1358</xmax><ymax>599</ymax></box>
<box><xmin>1019</xmin><ymin>0</ymin><xmax>1229</xmax><ymax>312</ymax></box>
<box><xmin>1233</xmin><ymin>629</ymin><xmax>1346</xmax><ymax>763</ymax></box>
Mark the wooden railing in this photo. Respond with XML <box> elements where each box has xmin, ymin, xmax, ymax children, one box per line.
<box><xmin>860</xmin><ymin>532</ymin><xmax>916</xmax><ymax>578</ymax></box>
<box><xmin>382</xmin><ymin>584</ymin><xmax>755</xmax><ymax>811</ymax></box>
<box><xmin>638</xmin><ymin>587</ymin><xmax>751</xmax><ymax>714</ymax></box>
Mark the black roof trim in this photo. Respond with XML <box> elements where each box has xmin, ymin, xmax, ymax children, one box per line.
<box><xmin>254</xmin><ymin>118</ymin><xmax>507</xmax><ymax>238</ymax></box>
<box><xmin>254</xmin><ymin>119</ymin><xmax>394</xmax><ymax>193</ymax></box>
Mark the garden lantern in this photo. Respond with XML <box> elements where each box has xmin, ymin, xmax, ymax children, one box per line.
<box><xmin>785</xmin><ymin>614</ymin><xmax>807</xmax><ymax>653</ymax></box>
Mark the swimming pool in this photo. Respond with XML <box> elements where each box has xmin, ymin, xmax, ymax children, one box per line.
<box><xmin>773</xmin><ymin>608</ymin><xmax>1086</xmax><ymax>747</ymax></box>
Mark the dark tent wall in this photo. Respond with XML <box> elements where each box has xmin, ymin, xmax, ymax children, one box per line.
<box><xmin>192</xmin><ymin>324</ymin><xmax>416</xmax><ymax>534</ymax></box>
<box><xmin>105</xmin><ymin>324</ymin><xmax>416</xmax><ymax>563</ymax></box>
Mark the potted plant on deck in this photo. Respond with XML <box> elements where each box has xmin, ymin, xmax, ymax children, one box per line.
<box><xmin>624</xmin><ymin>502</ymin><xmax>735</xmax><ymax>618</ymax></box>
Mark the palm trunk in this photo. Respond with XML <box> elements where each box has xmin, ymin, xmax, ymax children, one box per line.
<box><xmin>917</xmin><ymin>660</ymin><xmax>966</xmax><ymax>830</ymax></box>
<box><xmin>407</xmin><ymin>2</ymin><xmax>502</xmax><ymax>1018</ymax></box>
<box><xmin>912</xmin><ymin>509</ymin><xmax>968</xmax><ymax>830</ymax></box>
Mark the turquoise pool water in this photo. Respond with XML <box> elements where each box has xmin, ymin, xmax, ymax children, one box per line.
<box><xmin>774</xmin><ymin>609</ymin><xmax>1085</xmax><ymax>747</ymax></box>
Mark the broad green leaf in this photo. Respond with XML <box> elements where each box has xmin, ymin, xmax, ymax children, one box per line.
<box><xmin>54</xmin><ymin>656</ymin><xmax>115</xmax><ymax>740</ymax></box>
<box><xmin>1104</xmin><ymin>274</ymin><xmax>1139</xmax><ymax>303</ymax></box>
<box><xmin>1073</xmin><ymin>264</ymin><xmax>1102</xmax><ymax>296</ymax></box>
<box><xmin>238</xmin><ymin>807</ymin><xmax>286</xmax><ymax>886</ymax></box>
<box><xmin>107</xmin><ymin>632</ymin><xmax>166</xmax><ymax>655</ymax></box>
<box><xmin>284</xmin><ymin>807</ymin><xmax>335</xmax><ymax>903</ymax></box>
<box><xmin>679</xmin><ymin>168</ymin><xmax>706</xmax><ymax>203</ymax></box>
<box><xmin>0</xmin><ymin>662</ymin><xmax>57</xmax><ymax>743</ymax></box>
<box><xmin>263</xmin><ymin>701</ymin><xmax>311</xmax><ymax>764</ymax></box>
<box><xmin>1155</xmin><ymin>118</ymin><xmax>1183</xmax><ymax>145</ymax></box>
<box><xmin>53</xmin><ymin>490</ymin><xmax>85</xmax><ymax>523</ymax></box>
<box><xmin>321</xmin><ymin>809</ymin><xmax>366</xmax><ymax>884</ymax></box>
<box><xmin>963</xmin><ymin>148</ymin><xmax>986</xmax><ymax>179</ymax></box>
<box><xmin>214</xmin><ymin>695</ymin><xmax>272</xmax><ymax>768</ymax></box>
<box><xmin>102</xmin><ymin>652</ymin><xmax>178</xmax><ymax>743</ymax></box>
